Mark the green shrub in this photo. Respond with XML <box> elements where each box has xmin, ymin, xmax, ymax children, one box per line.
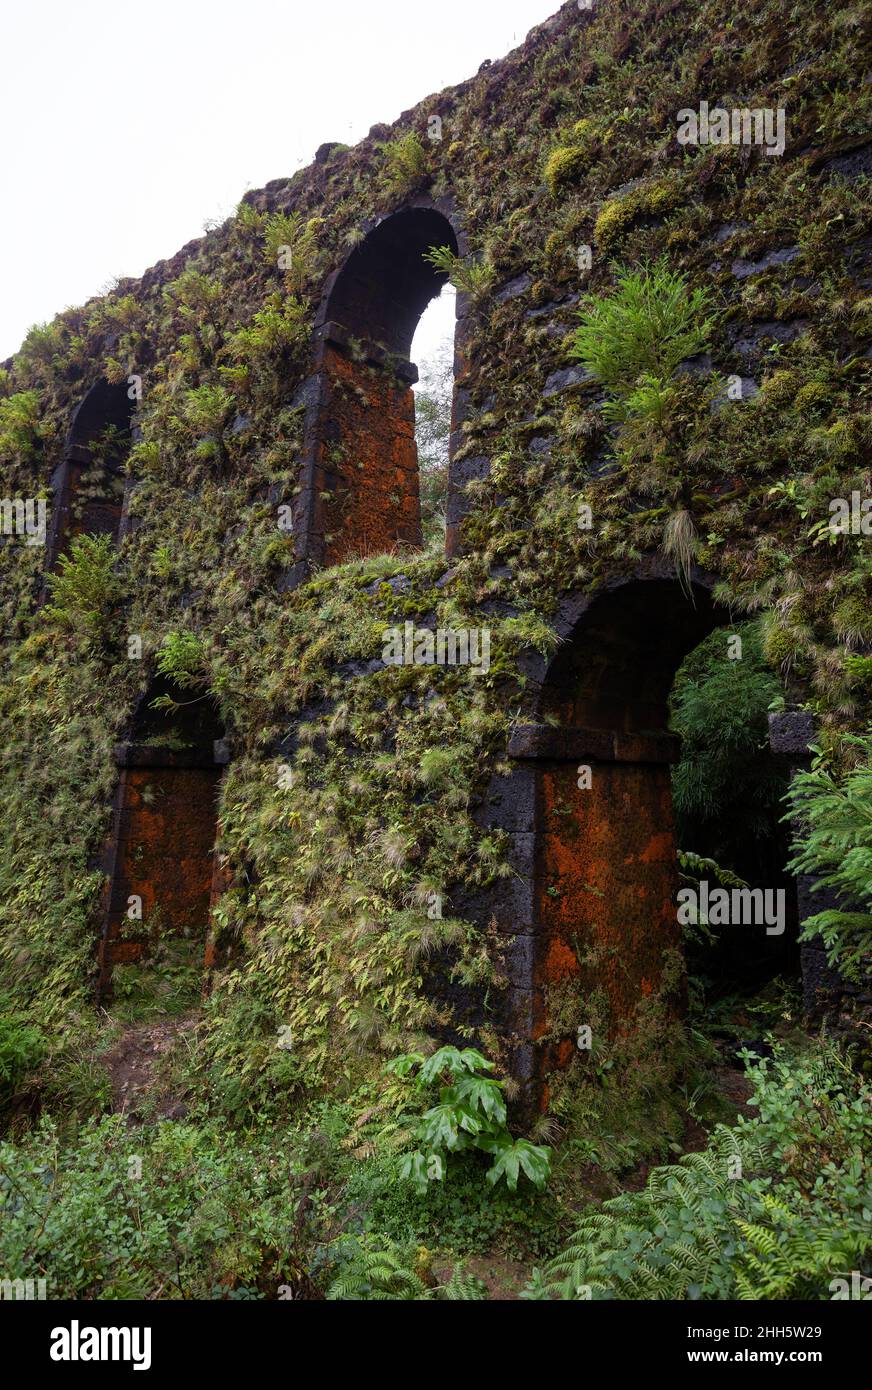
<box><xmin>671</xmin><ymin>623</ymin><xmax>787</xmax><ymax>856</ymax></box>
<box><xmin>153</xmin><ymin>631</ymin><xmax>211</xmax><ymax>706</ymax></box>
<box><xmin>226</xmin><ymin>295</ymin><xmax>308</xmax><ymax>364</ymax></box>
<box><xmin>43</xmin><ymin>534</ymin><xmax>120</xmax><ymax>642</ymax></box>
<box><xmin>0</xmin><ymin>390</ymin><xmax>42</xmax><ymax>461</ymax></box>
<box><xmin>341</xmin><ymin>1149</ymin><xmax>561</xmax><ymax>1261</ymax></box>
<box><xmin>0</xmin><ymin>1115</ymin><xmax>331</xmax><ymax>1299</ymax></box>
<box><xmin>380</xmin><ymin>133</ymin><xmax>429</xmax><ymax>195</ymax></box>
<box><xmin>526</xmin><ymin>1044</ymin><xmax>871</xmax><ymax>1300</ymax></box>
<box><xmin>261</xmin><ymin>212</ymin><xmax>322</xmax><ymax>290</ymax></box>
<box><xmin>0</xmin><ymin>1002</ymin><xmax>46</xmax><ymax>1107</ymax></box>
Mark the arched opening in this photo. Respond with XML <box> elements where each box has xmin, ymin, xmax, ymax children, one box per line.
<box><xmin>300</xmin><ymin>205</ymin><xmax>459</xmax><ymax>568</ymax></box>
<box><xmin>48</xmin><ymin>379</ymin><xmax>133</xmax><ymax>567</ymax></box>
<box><xmin>503</xmin><ymin>574</ymin><xmax>796</xmax><ymax>1098</ymax></box>
<box><xmin>412</xmin><ymin>284</ymin><xmax>456</xmax><ymax>549</ymax></box>
<box><xmin>98</xmin><ymin>676</ymin><xmax>227</xmax><ymax>1005</ymax></box>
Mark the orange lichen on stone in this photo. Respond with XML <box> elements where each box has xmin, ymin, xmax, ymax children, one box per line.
<box><xmin>535</xmin><ymin>759</ymin><xmax>681</xmax><ymax>1069</ymax></box>
<box><xmin>100</xmin><ymin>767</ymin><xmax>221</xmax><ymax>984</ymax></box>
<box><xmin>317</xmin><ymin>347</ymin><xmax>421</xmax><ymax>565</ymax></box>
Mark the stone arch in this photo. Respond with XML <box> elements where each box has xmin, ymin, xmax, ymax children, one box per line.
<box><xmin>294</xmin><ymin>200</ymin><xmax>463</xmax><ymax>570</ymax></box>
<box><xmin>470</xmin><ymin>562</ymin><xmax>753</xmax><ymax>1110</ymax></box>
<box><xmin>47</xmin><ymin>379</ymin><xmax>134</xmax><ymax>567</ymax></box>
<box><xmin>97</xmin><ymin>675</ymin><xmax>229</xmax><ymax>998</ymax></box>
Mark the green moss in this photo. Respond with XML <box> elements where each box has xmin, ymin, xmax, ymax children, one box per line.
<box><xmin>544</xmin><ymin>142</ymin><xmax>590</xmax><ymax>196</ymax></box>
<box><xmin>794</xmin><ymin>381</ymin><xmax>832</xmax><ymax>414</ymax></box>
<box><xmin>594</xmin><ymin>177</ymin><xmax>684</xmax><ymax>252</ymax></box>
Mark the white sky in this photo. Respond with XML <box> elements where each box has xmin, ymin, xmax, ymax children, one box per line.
<box><xmin>1</xmin><ymin>0</ymin><xmax>558</xmax><ymax>364</ymax></box>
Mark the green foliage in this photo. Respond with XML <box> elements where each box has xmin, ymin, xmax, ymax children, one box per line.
<box><xmin>164</xmin><ymin>269</ymin><xmax>224</xmax><ymax>316</ymax></box>
<box><xmin>43</xmin><ymin>534</ymin><xmax>120</xmax><ymax>642</ymax></box>
<box><xmin>154</xmin><ymin>630</ymin><xmax>210</xmax><ymax>700</ymax></box>
<box><xmin>414</xmin><ymin>339</ymin><xmax>453</xmax><ymax>547</ymax></box>
<box><xmin>678</xmin><ymin>851</ymin><xmax>750</xmax><ymax>910</ymax></box>
<box><xmin>386</xmin><ymin>1047</ymin><xmax>552</xmax><ymax>1195</ymax></box>
<box><xmin>528</xmin><ymin>1045</ymin><xmax>871</xmax><ymax>1300</ymax></box>
<box><xmin>226</xmin><ymin>294</ymin><xmax>308</xmax><ymax>365</ymax></box>
<box><xmin>0</xmin><ymin>1114</ymin><xmax>334</xmax><ymax>1299</ymax></box>
<box><xmin>380</xmin><ymin>133</ymin><xmax>429</xmax><ymax>194</ymax></box>
<box><xmin>183</xmin><ymin>384</ymin><xmax>233</xmax><ymax>437</ymax></box>
<box><xmin>571</xmin><ymin>259</ymin><xmax>712</xmax><ymax>413</ymax></box>
<box><xmin>423</xmin><ymin>245</ymin><xmax>496</xmax><ymax>302</ymax></box>
<box><xmin>671</xmin><ymin>623</ymin><xmax>786</xmax><ymax>849</ymax></box>
<box><xmin>326</xmin><ymin>1235</ymin><xmax>429</xmax><ymax>1300</ymax></box>
<box><xmin>261</xmin><ymin>213</ymin><xmax>322</xmax><ymax>291</ymax></box>
<box><xmin>0</xmin><ymin>998</ymin><xmax>46</xmax><ymax>1107</ymax></box>
<box><xmin>0</xmin><ymin>390</ymin><xmax>42</xmax><ymax>461</ymax></box>
<box><xmin>0</xmin><ymin>0</ymin><xmax>869</xmax><ymax>1308</ymax></box>
<box><xmin>325</xmin><ymin>1234</ymin><xmax>488</xmax><ymax>1300</ymax></box>
<box><xmin>544</xmin><ymin>949</ymin><xmax>704</xmax><ymax>1176</ymax></box>
<box><xmin>341</xmin><ymin>1149</ymin><xmax>561</xmax><ymax>1261</ymax></box>
<box><xmin>787</xmin><ymin>735</ymin><xmax>872</xmax><ymax>981</ymax></box>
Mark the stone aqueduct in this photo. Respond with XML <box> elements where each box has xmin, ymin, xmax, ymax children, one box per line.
<box><xmin>6</xmin><ymin>0</ymin><xmax>868</xmax><ymax>1108</ymax></box>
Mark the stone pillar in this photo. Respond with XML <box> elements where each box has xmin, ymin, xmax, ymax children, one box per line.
<box><xmin>463</xmin><ymin>725</ymin><xmax>683</xmax><ymax>1116</ymax></box>
<box><xmin>294</xmin><ymin>324</ymin><xmax>421</xmax><ymax>572</ymax></box>
<box><xmin>97</xmin><ymin>741</ymin><xmax>226</xmax><ymax>998</ymax></box>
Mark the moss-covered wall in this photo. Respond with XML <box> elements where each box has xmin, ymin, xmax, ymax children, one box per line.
<box><xmin>0</xmin><ymin>0</ymin><xmax>870</xmax><ymax>1115</ymax></box>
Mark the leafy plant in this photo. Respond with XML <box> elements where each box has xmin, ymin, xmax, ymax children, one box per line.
<box><xmin>0</xmin><ymin>1114</ymin><xmax>331</xmax><ymax>1299</ymax></box>
<box><xmin>0</xmin><ymin>999</ymin><xmax>46</xmax><ymax>1109</ymax></box>
<box><xmin>43</xmin><ymin>534</ymin><xmax>120</xmax><ymax>641</ymax></box>
<box><xmin>261</xmin><ymin>212</ymin><xmax>323</xmax><ymax>291</ymax></box>
<box><xmin>786</xmin><ymin>735</ymin><xmax>872</xmax><ymax>981</ymax></box>
<box><xmin>226</xmin><ymin>295</ymin><xmax>308</xmax><ymax>365</ymax></box>
<box><xmin>527</xmin><ymin>1044</ymin><xmax>870</xmax><ymax>1300</ymax></box>
<box><xmin>154</xmin><ymin>631</ymin><xmax>210</xmax><ymax>697</ymax></box>
<box><xmin>571</xmin><ymin>259</ymin><xmax>712</xmax><ymax>413</ymax></box>
<box><xmin>0</xmin><ymin>390</ymin><xmax>42</xmax><ymax>461</ymax></box>
<box><xmin>380</xmin><ymin>133</ymin><xmax>429</xmax><ymax>195</ymax></box>
<box><xmin>326</xmin><ymin>1235</ymin><xmax>429</xmax><ymax>1300</ymax></box>
<box><xmin>671</xmin><ymin>623</ymin><xmax>787</xmax><ymax>862</ymax></box>
<box><xmin>325</xmin><ymin>1234</ymin><xmax>488</xmax><ymax>1300</ymax></box>
<box><xmin>386</xmin><ymin>1047</ymin><xmax>551</xmax><ymax>1195</ymax></box>
<box><xmin>423</xmin><ymin>245</ymin><xmax>496</xmax><ymax>302</ymax></box>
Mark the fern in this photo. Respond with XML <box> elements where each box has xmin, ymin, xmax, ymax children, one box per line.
<box><xmin>423</xmin><ymin>245</ymin><xmax>496</xmax><ymax>302</ymax></box>
<box><xmin>528</xmin><ymin>1045</ymin><xmax>871</xmax><ymax>1301</ymax></box>
<box><xmin>326</xmin><ymin>1236</ymin><xmax>428</xmax><ymax>1301</ymax></box>
<box><xmin>380</xmin><ymin>133</ymin><xmax>429</xmax><ymax>195</ymax></box>
<box><xmin>43</xmin><ymin>534</ymin><xmax>120</xmax><ymax>642</ymax></box>
<box><xmin>786</xmin><ymin>734</ymin><xmax>872</xmax><ymax>981</ymax></box>
<box><xmin>0</xmin><ymin>389</ymin><xmax>42</xmax><ymax>461</ymax></box>
<box><xmin>571</xmin><ymin>258</ymin><xmax>712</xmax><ymax>407</ymax></box>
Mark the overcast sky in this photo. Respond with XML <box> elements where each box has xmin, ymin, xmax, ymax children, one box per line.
<box><xmin>1</xmin><ymin>0</ymin><xmax>559</xmax><ymax>365</ymax></box>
